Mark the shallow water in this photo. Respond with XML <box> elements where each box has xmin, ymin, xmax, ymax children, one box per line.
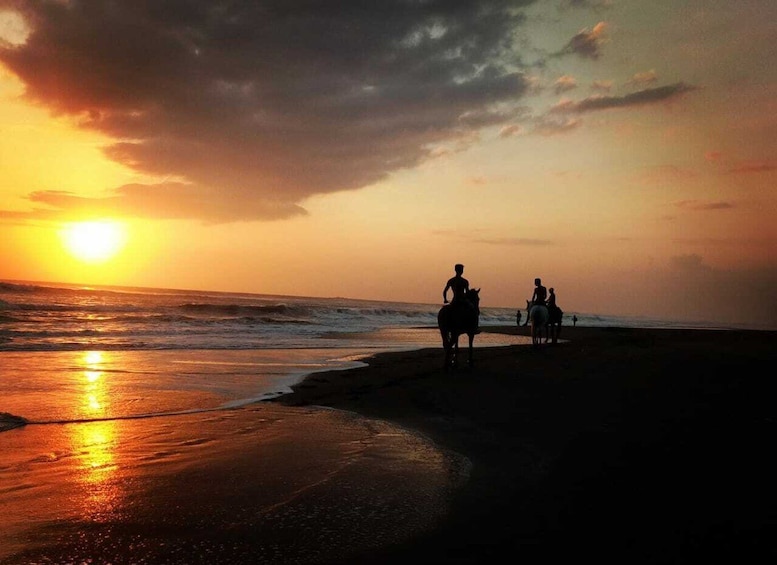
<box><xmin>0</xmin><ymin>404</ymin><xmax>468</xmax><ymax>564</ymax></box>
<box><xmin>0</xmin><ymin>323</ymin><xmax>529</xmax><ymax>563</ymax></box>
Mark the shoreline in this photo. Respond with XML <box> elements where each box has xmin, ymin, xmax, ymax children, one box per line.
<box><xmin>271</xmin><ymin>325</ymin><xmax>777</xmax><ymax>563</ymax></box>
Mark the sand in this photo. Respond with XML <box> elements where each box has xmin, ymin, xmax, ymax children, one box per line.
<box><xmin>2</xmin><ymin>325</ymin><xmax>776</xmax><ymax>563</ymax></box>
<box><xmin>274</xmin><ymin>325</ymin><xmax>777</xmax><ymax>563</ymax></box>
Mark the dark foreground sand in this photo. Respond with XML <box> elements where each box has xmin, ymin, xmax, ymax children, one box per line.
<box><xmin>273</xmin><ymin>326</ymin><xmax>777</xmax><ymax>564</ymax></box>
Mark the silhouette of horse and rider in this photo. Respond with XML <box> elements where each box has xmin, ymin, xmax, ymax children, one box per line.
<box><xmin>525</xmin><ymin>277</ymin><xmax>563</xmax><ymax>346</ymax></box>
<box><xmin>437</xmin><ymin>264</ymin><xmax>480</xmax><ymax>370</ymax></box>
<box><xmin>437</xmin><ymin>266</ymin><xmax>564</xmax><ymax>368</ymax></box>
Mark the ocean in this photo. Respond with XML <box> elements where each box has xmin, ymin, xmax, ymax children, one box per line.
<box><xmin>0</xmin><ymin>278</ymin><xmax>735</xmax><ymax>429</ymax></box>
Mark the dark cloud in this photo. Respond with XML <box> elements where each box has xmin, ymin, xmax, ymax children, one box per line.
<box><xmin>23</xmin><ymin>183</ymin><xmax>307</xmax><ymax>223</ymax></box>
<box><xmin>551</xmin><ymin>82</ymin><xmax>697</xmax><ymax>113</ymax></box>
<box><xmin>558</xmin><ymin>21</ymin><xmax>607</xmax><ymax>59</ymax></box>
<box><xmin>474</xmin><ymin>237</ymin><xmax>553</xmax><ymax>246</ymax></box>
<box><xmin>675</xmin><ymin>200</ymin><xmax>735</xmax><ymax>211</ymax></box>
<box><xmin>0</xmin><ymin>0</ymin><xmax>537</xmax><ymax>222</ymax></box>
<box><xmin>727</xmin><ymin>161</ymin><xmax>777</xmax><ymax>174</ymax></box>
<box><xmin>558</xmin><ymin>0</ymin><xmax>612</xmax><ymax>11</ymax></box>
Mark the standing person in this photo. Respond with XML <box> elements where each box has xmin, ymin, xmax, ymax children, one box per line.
<box><xmin>572</xmin><ymin>314</ymin><xmax>578</xmax><ymax>326</ymax></box>
<box><xmin>516</xmin><ymin>309</ymin><xmax>522</xmax><ymax>326</ymax></box>
<box><xmin>531</xmin><ymin>277</ymin><xmax>547</xmax><ymax>307</ymax></box>
<box><xmin>546</xmin><ymin>287</ymin><xmax>563</xmax><ymax>343</ymax></box>
<box><xmin>443</xmin><ymin>264</ymin><xmax>470</xmax><ymax>306</ymax></box>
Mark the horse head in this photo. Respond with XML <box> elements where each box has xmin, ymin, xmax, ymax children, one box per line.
<box><xmin>468</xmin><ymin>288</ymin><xmax>481</xmax><ymax>308</ymax></box>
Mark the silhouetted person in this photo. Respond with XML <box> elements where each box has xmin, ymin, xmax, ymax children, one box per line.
<box><xmin>531</xmin><ymin>277</ymin><xmax>547</xmax><ymax>307</ymax></box>
<box><xmin>444</xmin><ymin>264</ymin><xmax>470</xmax><ymax>306</ymax></box>
<box><xmin>516</xmin><ymin>309</ymin><xmax>522</xmax><ymax>326</ymax></box>
<box><xmin>547</xmin><ymin>287</ymin><xmax>557</xmax><ymax>310</ymax></box>
<box><xmin>443</xmin><ymin>264</ymin><xmax>479</xmax><ymax>332</ymax></box>
<box><xmin>572</xmin><ymin>314</ymin><xmax>578</xmax><ymax>326</ymax></box>
<box><xmin>546</xmin><ymin>287</ymin><xmax>563</xmax><ymax>343</ymax></box>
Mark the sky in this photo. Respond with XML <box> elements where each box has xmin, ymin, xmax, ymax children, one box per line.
<box><xmin>0</xmin><ymin>0</ymin><xmax>775</xmax><ymax>328</ymax></box>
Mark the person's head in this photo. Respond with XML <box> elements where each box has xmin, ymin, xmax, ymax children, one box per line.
<box><xmin>549</xmin><ymin>287</ymin><xmax>555</xmax><ymax>293</ymax></box>
<box><xmin>455</xmin><ymin>264</ymin><xmax>464</xmax><ymax>275</ymax></box>
<box><xmin>534</xmin><ymin>278</ymin><xmax>541</xmax><ymax>285</ymax></box>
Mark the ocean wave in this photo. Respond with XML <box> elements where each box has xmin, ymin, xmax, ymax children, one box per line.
<box><xmin>179</xmin><ymin>302</ymin><xmax>299</xmax><ymax>317</ymax></box>
<box><xmin>0</xmin><ymin>282</ymin><xmax>42</xmax><ymax>293</ymax></box>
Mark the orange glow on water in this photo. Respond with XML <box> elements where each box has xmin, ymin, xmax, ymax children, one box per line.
<box><xmin>69</xmin><ymin>350</ymin><xmax>122</xmax><ymax>518</ymax></box>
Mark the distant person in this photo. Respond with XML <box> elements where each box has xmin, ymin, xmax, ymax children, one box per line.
<box><xmin>516</xmin><ymin>309</ymin><xmax>522</xmax><ymax>326</ymax></box>
<box><xmin>531</xmin><ymin>277</ymin><xmax>547</xmax><ymax>307</ymax></box>
<box><xmin>572</xmin><ymin>314</ymin><xmax>578</xmax><ymax>326</ymax></box>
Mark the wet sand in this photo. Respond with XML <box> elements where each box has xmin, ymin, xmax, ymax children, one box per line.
<box><xmin>3</xmin><ymin>326</ymin><xmax>776</xmax><ymax>563</ymax></box>
<box><xmin>0</xmin><ymin>404</ymin><xmax>463</xmax><ymax>564</ymax></box>
<box><xmin>274</xmin><ymin>325</ymin><xmax>777</xmax><ymax>563</ymax></box>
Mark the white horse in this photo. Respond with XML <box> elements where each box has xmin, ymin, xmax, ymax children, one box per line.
<box><xmin>527</xmin><ymin>300</ymin><xmax>549</xmax><ymax>346</ymax></box>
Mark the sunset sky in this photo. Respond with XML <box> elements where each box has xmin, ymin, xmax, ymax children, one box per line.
<box><xmin>1</xmin><ymin>1</ymin><xmax>775</xmax><ymax>328</ymax></box>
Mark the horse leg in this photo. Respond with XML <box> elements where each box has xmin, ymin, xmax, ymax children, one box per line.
<box><xmin>532</xmin><ymin>320</ymin><xmax>542</xmax><ymax>347</ymax></box>
<box><xmin>440</xmin><ymin>329</ymin><xmax>452</xmax><ymax>371</ymax></box>
<box><xmin>467</xmin><ymin>333</ymin><xmax>474</xmax><ymax>366</ymax></box>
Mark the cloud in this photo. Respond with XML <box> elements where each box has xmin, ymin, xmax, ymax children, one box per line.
<box><xmin>474</xmin><ymin>237</ymin><xmax>553</xmax><ymax>246</ymax></box>
<box><xmin>498</xmin><ymin>123</ymin><xmax>523</xmax><ymax>138</ymax></box>
<box><xmin>625</xmin><ymin>69</ymin><xmax>658</xmax><ymax>88</ymax></box>
<box><xmin>550</xmin><ymin>82</ymin><xmax>697</xmax><ymax>113</ymax></box>
<box><xmin>23</xmin><ymin>183</ymin><xmax>307</xmax><ymax>223</ymax></box>
<box><xmin>727</xmin><ymin>160</ymin><xmax>777</xmax><ymax>174</ymax></box>
<box><xmin>553</xmin><ymin>74</ymin><xmax>578</xmax><ymax>94</ymax></box>
<box><xmin>636</xmin><ymin>165</ymin><xmax>698</xmax><ymax>185</ymax></box>
<box><xmin>675</xmin><ymin>200</ymin><xmax>735</xmax><ymax>211</ymax></box>
<box><xmin>558</xmin><ymin>22</ymin><xmax>608</xmax><ymax>59</ymax></box>
<box><xmin>558</xmin><ymin>0</ymin><xmax>613</xmax><ymax>11</ymax></box>
<box><xmin>590</xmin><ymin>79</ymin><xmax>613</xmax><ymax>92</ymax></box>
<box><xmin>0</xmin><ymin>1</ymin><xmax>536</xmax><ymax>223</ymax></box>
<box><xmin>531</xmin><ymin>115</ymin><xmax>582</xmax><ymax>136</ymax></box>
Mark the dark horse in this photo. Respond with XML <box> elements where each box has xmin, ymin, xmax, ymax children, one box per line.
<box><xmin>437</xmin><ymin>288</ymin><xmax>480</xmax><ymax>371</ymax></box>
<box><xmin>546</xmin><ymin>305</ymin><xmax>563</xmax><ymax>344</ymax></box>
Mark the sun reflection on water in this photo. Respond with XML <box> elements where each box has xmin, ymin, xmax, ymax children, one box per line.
<box><xmin>68</xmin><ymin>350</ymin><xmax>123</xmax><ymax>519</ymax></box>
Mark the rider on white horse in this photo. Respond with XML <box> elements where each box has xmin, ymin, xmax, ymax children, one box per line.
<box><xmin>531</xmin><ymin>277</ymin><xmax>547</xmax><ymax>307</ymax></box>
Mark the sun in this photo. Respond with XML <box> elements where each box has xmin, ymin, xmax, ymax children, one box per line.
<box><xmin>61</xmin><ymin>220</ymin><xmax>127</xmax><ymax>263</ymax></box>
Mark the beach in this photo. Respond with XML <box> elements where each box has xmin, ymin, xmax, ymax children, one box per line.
<box><xmin>274</xmin><ymin>325</ymin><xmax>777</xmax><ymax>563</ymax></box>
<box><xmin>2</xmin><ymin>325</ymin><xmax>776</xmax><ymax>563</ymax></box>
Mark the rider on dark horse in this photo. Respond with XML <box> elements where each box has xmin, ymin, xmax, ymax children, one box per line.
<box><xmin>546</xmin><ymin>286</ymin><xmax>563</xmax><ymax>342</ymax></box>
<box><xmin>547</xmin><ymin>287</ymin><xmax>563</xmax><ymax>322</ymax></box>
<box><xmin>443</xmin><ymin>264</ymin><xmax>479</xmax><ymax>333</ymax></box>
